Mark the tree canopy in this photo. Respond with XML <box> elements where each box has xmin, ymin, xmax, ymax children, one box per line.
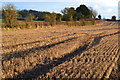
<box><xmin>76</xmin><ymin>5</ymin><xmax>91</xmax><ymax>18</ymax></box>
<box><xmin>61</xmin><ymin>7</ymin><xmax>76</xmax><ymax>21</ymax></box>
<box><xmin>98</xmin><ymin>15</ymin><xmax>101</xmax><ymax>19</ymax></box>
<box><xmin>61</xmin><ymin>4</ymin><xmax>97</xmax><ymax>21</ymax></box>
<box><xmin>2</xmin><ymin>3</ymin><xmax>18</xmax><ymax>28</ymax></box>
<box><xmin>111</xmin><ymin>16</ymin><xmax>116</xmax><ymax>21</ymax></box>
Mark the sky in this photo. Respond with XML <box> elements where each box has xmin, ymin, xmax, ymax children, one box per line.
<box><xmin>1</xmin><ymin>0</ymin><xmax>119</xmax><ymax>19</ymax></box>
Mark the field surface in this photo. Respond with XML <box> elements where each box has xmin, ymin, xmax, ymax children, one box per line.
<box><xmin>1</xmin><ymin>21</ymin><xmax>120</xmax><ymax>79</ymax></box>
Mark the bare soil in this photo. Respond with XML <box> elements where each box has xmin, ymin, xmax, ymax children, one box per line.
<box><xmin>1</xmin><ymin>21</ymin><xmax>119</xmax><ymax>79</ymax></box>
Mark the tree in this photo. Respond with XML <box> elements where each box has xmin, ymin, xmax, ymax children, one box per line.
<box><xmin>51</xmin><ymin>12</ymin><xmax>57</xmax><ymax>25</ymax></box>
<box><xmin>56</xmin><ymin>13</ymin><xmax>62</xmax><ymax>22</ymax></box>
<box><xmin>98</xmin><ymin>15</ymin><xmax>101</xmax><ymax>19</ymax></box>
<box><xmin>25</xmin><ymin>13</ymin><xmax>34</xmax><ymax>22</ymax></box>
<box><xmin>67</xmin><ymin>7</ymin><xmax>76</xmax><ymax>21</ymax></box>
<box><xmin>89</xmin><ymin>7</ymin><xmax>97</xmax><ymax>19</ymax></box>
<box><xmin>45</xmin><ymin>12</ymin><xmax>57</xmax><ymax>26</ymax></box>
<box><xmin>2</xmin><ymin>3</ymin><xmax>18</xmax><ymax>28</ymax></box>
<box><xmin>111</xmin><ymin>16</ymin><xmax>116</xmax><ymax>21</ymax></box>
<box><xmin>61</xmin><ymin>8</ymin><xmax>68</xmax><ymax>21</ymax></box>
<box><xmin>73</xmin><ymin>12</ymin><xmax>84</xmax><ymax>21</ymax></box>
<box><xmin>76</xmin><ymin>5</ymin><xmax>91</xmax><ymax>19</ymax></box>
<box><xmin>61</xmin><ymin>7</ymin><xmax>76</xmax><ymax>21</ymax></box>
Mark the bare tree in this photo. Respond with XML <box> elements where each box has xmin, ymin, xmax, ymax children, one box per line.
<box><xmin>92</xmin><ymin>10</ymin><xmax>97</xmax><ymax>19</ymax></box>
<box><xmin>2</xmin><ymin>3</ymin><xmax>18</xmax><ymax>28</ymax></box>
<box><xmin>89</xmin><ymin>7</ymin><xmax>97</xmax><ymax>25</ymax></box>
<box><xmin>89</xmin><ymin>7</ymin><xmax>97</xmax><ymax>19</ymax></box>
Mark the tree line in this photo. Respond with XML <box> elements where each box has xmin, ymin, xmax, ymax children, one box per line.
<box><xmin>18</xmin><ymin>4</ymin><xmax>98</xmax><ymax>21</ymax></box>
<box><xmin>2</xmin><ymin>3</ymin><xmax>116</xmax><ymax>28</ymax></box>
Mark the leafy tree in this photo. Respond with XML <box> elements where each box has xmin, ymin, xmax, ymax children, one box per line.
<box><xmin>111</xmin><ymin>16</ymin><xmax>116</xmax><ymax>21</ymax></box>
<box><xmin>73</xmin><ymin>13</ymin><xmax>84</xmax><ymax>21</ymax></box>
<box><xmin>98</xmin><ymin>15</ymin><xmax>101</xmax><ymax>19</ymax></box>
<box><xmin>61</xmin><ymin>7</ymin><xmax>76</xmax><ymax>21</ymax></box>
<box><xmin>76</xmin><ymin>5</ymin><xmax>91</xmax><ymax>19</ymax></box>
<box><xmin>2</xmin><ymin>3</ymin><xmax>18</xmax><ymax>28</ymax></box>
<box><xmin>51</xmin><ymin>12</ymin><xmax>57</xmax><ymax>25</ymax></box>
<box><xmin>56</xmin><ymin>13</ymin><xmax>62</xmax><ymax>22</ymax></box>
<box><xmin>45</xmin><ymin>12</ymin><xmax>57</xmax><ymax>26</ymax></box>
<box><xmin>67</xmin><ymin>7</ymin><xmax>76</xmax><ymax>21</ymax></box>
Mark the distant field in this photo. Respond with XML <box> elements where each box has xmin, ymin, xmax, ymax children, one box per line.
<box><xmin>0</xmin><ymin>19</ymin><xmax>2</xmax><ymax>22</ymax></box>
<box><xmin>2</xmin><ymin>21</ymin><xmax>119</xmax><ymax>79</ymax></box>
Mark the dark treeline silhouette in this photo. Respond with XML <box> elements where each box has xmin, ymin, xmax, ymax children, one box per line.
<box><xmin>17</xmin><ymin>10</ymin><xmax>50</xmax><ymax>21</ymax></box>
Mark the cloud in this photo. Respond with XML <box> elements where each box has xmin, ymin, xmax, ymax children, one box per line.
<box><xmin>93</xmin><ymin>4</ymin><xmax>100</xmax><ymax>10</ymax></box>
<box><xmin>107</xmin><ymin>8</ymin><xmax>113</xmax><ymax>12</ymax></box>
<box><xmin>97</xmin><ymin>0</ymin><xmax>119</xmax><ymax>7</ymax></box>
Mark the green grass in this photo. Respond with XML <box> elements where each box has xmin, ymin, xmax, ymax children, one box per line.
<box><xmin>0</xmin><ymin>19</ymin><xmax>2</xmax><ymax>22</ymax></box>
<box><xmin>17</xmin><ymin>20</ymin><xmax>24</xmax><ymax>22</ymax></box>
